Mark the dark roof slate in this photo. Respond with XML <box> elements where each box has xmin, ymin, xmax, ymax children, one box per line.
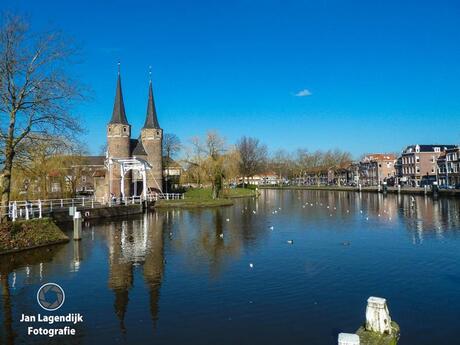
<box><xmin>131</xmin><ymin>139</ymin><xmax>147</xmax><ymax>156</ymax></box>
<box><xmin>143</xmin><ymin>81</ymin><xmax>160</xmax><ymax>129</ymax></box>
<box><xmin>82</xmin><ymin>156</ymin><xmax>105</xmax><ymax>166</ymax></box>
<box><xmin>404</xmin><ymin>144</ymin><xmax>457</xmax><ymax>153</ymax></box>
<box><xmin>109</xmin><ymin>74</ymin><xmax>129</xmax><ymax>125</ymax></box>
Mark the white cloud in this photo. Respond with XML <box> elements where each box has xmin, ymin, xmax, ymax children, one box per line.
<box><xmin>295</xmin><ymin>89</ymin><xmax>312</xmax><ymax>97</ymax></box>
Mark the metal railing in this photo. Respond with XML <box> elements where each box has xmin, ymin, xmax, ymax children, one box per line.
<box><xmin>146</xmin><ymin>193</ymin><xmax>183</xmax><ymax>201</ymax></box>
<box><xmin>3</xmin><ymin>192</ymin><xmax>184</xmax><ymax>221</ymax></box>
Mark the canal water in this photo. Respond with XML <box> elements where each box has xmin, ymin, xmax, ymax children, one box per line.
<box><xmin>1</xmin><ymin>189</ymin><xmax>460</xmax><ymax>344</ymax></box>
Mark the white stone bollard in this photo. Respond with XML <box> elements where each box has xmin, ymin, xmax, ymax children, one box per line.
<box><xmin>365</xmin><ymin>296</ymin><xmax>392</xmax><ymax>335</ymax></box>
<box><xmin>73</xmin><ymin>211</ymin><xmax>82</xmax><ymax>240</ymax></box>
<box><xmin>338</xmin><ymin>333</ymin><xmax>360</xmax><ymax>345</ymax></box>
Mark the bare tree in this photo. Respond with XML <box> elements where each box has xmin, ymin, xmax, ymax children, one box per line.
<box><xmin>236</xmin><ymin>136</ymin><xmax>267</xmax><ymax>187</ymax></box>
<box><xmin>269</xmin><ymin>149</ymin><xmax>292</xmax><ymax>184</ymax></box>
<box><xmin>0</xmin><ymin>14</ymin><xmax>84</xmax><ymax>221</ymax></box>
<box><xmin>162</xmin><ymin>133</ymin><xmax>181</xmax><ymax>160</ymax></box>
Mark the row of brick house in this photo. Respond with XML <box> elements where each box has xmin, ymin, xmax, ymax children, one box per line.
<box><xmin>344</xmin><ymin>144</ymin><xmax>460</xmax><ymax>187</ymax></box>
<box><xmin>250</xmin><ymin>144</ymin><xmax>460</xmax><ymax>188</ymax></box>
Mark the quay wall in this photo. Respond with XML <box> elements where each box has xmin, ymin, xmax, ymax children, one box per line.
<box><xmin>50</xmin><ymin>204</ymin><xmax>146</xmax><ymax>222</ymax></box>
<box><xmin>259</xmin><ymin>185</ymin><xmax>460</xmax><ymax>197</ymax></box>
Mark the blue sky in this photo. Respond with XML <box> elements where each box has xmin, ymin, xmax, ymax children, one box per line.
<box><xmin>5</xmin><ymin>0</ymin><xmax>460</xmax><ymax>157</ymax></box>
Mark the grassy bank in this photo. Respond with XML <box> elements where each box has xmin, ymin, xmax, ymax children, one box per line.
<box><xmin>155</xmin><ymin>187</ymin><xmax>257</xmax><ymax>208</ymax></box>
<box><xmin>0</xmin><ymin>218</ymin><xmax>69</xmax><ymax>255</ymax></box>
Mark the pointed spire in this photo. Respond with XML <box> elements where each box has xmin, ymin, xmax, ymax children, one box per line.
<box><xmin>142</xmin><ymin>67</ymin><xmax>160</xmax><ymax>129</ymax></box>
<box><xmin>109</xmin><ymin>63</ymin><xmax>129</xmax><ymax>125</ymax></box>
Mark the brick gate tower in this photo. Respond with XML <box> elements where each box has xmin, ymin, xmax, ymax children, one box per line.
<box><xmin>140</xmin><ymin>76</ymin><xmax>163</xmax><ymax>192</ymax></box>
<box><xmin>106</xmin><ymin>69</ymin><xmax>132</xmax><ymax>198</ymax></box>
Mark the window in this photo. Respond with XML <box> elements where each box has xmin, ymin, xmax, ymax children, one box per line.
<box><xmin>416</xmin><ymin>167</ymin><xmax>420</xmax><ymax>174</ymax></box>
<box><xmin>123</xmin><ymin>127</ymin><xmax>127</xmax><ymax>133</ymax></box>
<box><xmin>434</xmin><ymin>147</ymin><xmax>440</xmax><ymax>153</ymax></box>
<box><xmin>416</xmin><ymin>156</ymin><xmax>420</xmax><ymax>163</ymax></box>
<box><xmin>51</xmin><ymin>183</ymin><xmax>60</xmax><ymax>193</ymax></box>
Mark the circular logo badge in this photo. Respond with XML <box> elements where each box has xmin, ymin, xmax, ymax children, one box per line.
<box><xmin>37</xmin><ymin>283</ymin><xmax>65</xmax><ymax>311</ymax></box>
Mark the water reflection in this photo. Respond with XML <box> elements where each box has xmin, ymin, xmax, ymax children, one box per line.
<box><xmin>106</xmin><ymin>213</ymin><xmax>165</xmax><ymax>333</ymax></box>
<box><xmin>260</xmin><ymin>189</ymin><xmax>460</xmax><ymax>238</ymax></box>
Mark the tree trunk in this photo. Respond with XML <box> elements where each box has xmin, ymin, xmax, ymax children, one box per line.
<box><xmin>212</xmin><ymin>171</ymin><xmax>223</xmax><ymax>199</ymax></box>
<box><xmin>1</xmin><ymin>111</ymin><xmax>17</xmax><ymax>223</ymax></box>
<box><xmin>0</xmin><ymin>148</ymin><xmax>14</xmax><ymax>223</ymax></box>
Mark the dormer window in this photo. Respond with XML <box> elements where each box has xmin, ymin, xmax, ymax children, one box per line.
<box><xmin>434</xmin><ymin>147</ymin><xmax>440</xmax><ymax>153</ymax></box>
<box><xmin>108</xmin><ymin>127</ymin><xmax>111</xmax><ymax>132</ymax></box>
<box><xmin>123</xmin><ymin>127</ymin><xmax>127</xmax><ymax>133</ymax></box>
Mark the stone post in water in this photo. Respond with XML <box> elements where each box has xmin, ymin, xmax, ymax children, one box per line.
<box><xmin>432</xmin><ymin>181</ymin><xmax>439</xmax><ymax>198</ymax></box>
<box><xmin>73</xmin><ymin>211</ymin><xmax>82</xmax><ymax>240</ymax></box>
<box><xmin>365</xmin><ymin>297</ymin><xmax>392</xmax><ymax>334</ymax></box>
<box><xmin>356</xmin><ymin>296</ymin><xmax>400</xmax><ymax>344</ymax></box>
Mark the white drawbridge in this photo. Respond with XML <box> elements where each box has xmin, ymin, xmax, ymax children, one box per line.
<box><xmin>107</xmin><ymin>157</ymin><xmax>162</xmax><ymax>200</ymax></box>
